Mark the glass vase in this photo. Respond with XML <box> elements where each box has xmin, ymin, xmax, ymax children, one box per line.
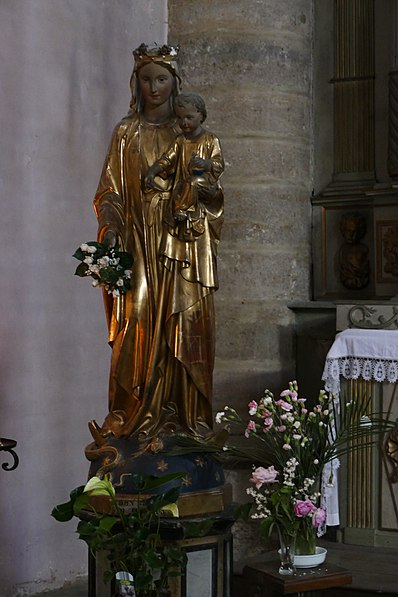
<box><xmin>295</xmin><ymin>529</ymin><xmax>317</xmax><ymax>555</ymax></box>
<box><xmin>276</xmin><ymin>525</ymin><xmax>296</xmax><ymax>576</ymax></box>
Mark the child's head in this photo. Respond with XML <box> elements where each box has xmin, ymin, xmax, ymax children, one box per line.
<box><xmin>174</xmin><ymin>92</ymin><xmax>207</xmax><ymax>122</ymax></box>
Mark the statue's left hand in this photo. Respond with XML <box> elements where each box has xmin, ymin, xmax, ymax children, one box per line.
<box><xmin>189</xmin><ymin>156</ymin><xmax>211</xmax><ymax>173</ymax></box>
<box><xmin>103</xmin><ymin>230</ymin><xmax>117</xmax><ymax>248</ymax></box>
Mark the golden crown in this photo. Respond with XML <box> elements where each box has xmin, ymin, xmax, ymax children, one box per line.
<box><xmin>133</xmin><ymin>43</ymin><xmax>179</xmax><ymax>70</ymax></box>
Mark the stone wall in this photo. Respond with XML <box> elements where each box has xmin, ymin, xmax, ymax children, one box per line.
<box><xmin>168</xmin><ymin>2</ymin><xmax>313</xmax><ymax>420</ymax></box>
<box><xmin>168</xmin><ymin>0</ymin><xmax>314</xmax><ymax>559</ymax></box>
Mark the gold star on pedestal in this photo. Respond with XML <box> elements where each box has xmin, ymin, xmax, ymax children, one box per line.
<box><xmin>182</xmin><ymin>475</ymin><xmax>192</xmax><ymax>487</ymax></box>
<box><xmin>156</xmin><ymin>459</ymin><xmax>169</xmax><ymax>472</ymax></box>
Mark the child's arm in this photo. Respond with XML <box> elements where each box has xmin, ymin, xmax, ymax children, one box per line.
<box><xmin>206</xmin><ymin>136</ymin><xmax>224</xmax><ymax>180</ymax></box>
<box><xmin>189</xmin><ymin>136</ymin><xmax>224</xmax><ymax>180</ymax></box>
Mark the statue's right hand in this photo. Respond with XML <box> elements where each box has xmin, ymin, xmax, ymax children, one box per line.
<box><xmin>144</xmin><ymin>176</ymin><xmax>164</xmax><ymax>192</ymax></box>
<box><xmin>144</xmin><ymin>164</ymin><xmax>164</xmax><ymax>191</ymax></box>
<box><xmin>144</xmin><ymin>173</ymin><xmax>155</xmax><ymax>188</ymax></box>
<box><xmin>103</xmin><ymin>230</ymin><xmax>117</xmax><ymax>248</ymax></box>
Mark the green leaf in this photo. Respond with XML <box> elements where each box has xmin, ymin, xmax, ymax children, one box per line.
<box><xmin>141</xmin><ymin>472</ymin><xmax>185</xmax><ymax>491</ymax></box>
<box><xmin>135</xmin><ymin>572</ymin><xmax>154</xmax><ymax>589</ymax></box>
<box><xmin>129</xmin><ymin>525</ymin><xmax>150</xmax><ymax>542</ymax></box>
<box><xmin>74</xmin><ymin>262</ymin><xmax>89</xmax><ymax>277</ymax></box>
<box><xmin>146</xmin><ymin>487</ymin><xmax>181</xmax><ymax>513</ymax></box>
<box><xmin>260</xmin><ymin>517</ymin><xmax>274</xmax><ymax>540</ymax></box>
<box><xmin>103</xmin><ymin>569</ymin><xmax>114</xmax><ymax>583</ymax></box>
<box><xmin>52</xmin><ymin>485</ymin><xmax>85</xmax><ymax>521</ymax></box>
<box><xmin>72</xmin><ymin>248</ymin><xmax>85</xmax><ymax>261</ymax></box>
<box><xmin>72</xmin><ymin>492</ymin><xmax>90</xmax><ymax>515</ymax></box>
<box><xmin>77</xmin><ymin>520</ymin><xmax>99</xmax><ymax>537</ymax></box>
<box><xmin>99</xmin><ymin>516</ymin><xmax>119</xmax><ymax>532</ymax></box>
<box><xmin>119</xmin><ymin>253</ymin><xmax>133</xmax><ymax>268</ymax></box>
<box><xmin>143</xmin><ymin>549</ymin><xmax>163</xmax><ymax>568</ymax></box>
<box><xmin>101</xmin><ymin>531</ymin><xmax>129</xmax><ymax>545</ymax></box>
<box><xmin>234</xmin><ymin>502</ymin><xmax>253</xmax><ymax>521</ymax></box>
<box><xmin>51</xmin><ymin>500</ymin><xmax>74</xmax><ymax>522</ymax></box>
<box><xmin>83</xmin><ymin>475</ymin><xmax>115</xmax><ymax>497</ymax></box>
<box><xmin>100</xmin><ymin>267</ymin><xmax>118</xmax><ymax>285</ymax></box>
<box><xmin>164</xmin><ymin>545</ymin><xmax>185</xmax><ymax>562</ymax></box>
<box><xmin>70</xmin><ymin>485</ymin><xmax>85</xmax><ymax>500</ymax></box>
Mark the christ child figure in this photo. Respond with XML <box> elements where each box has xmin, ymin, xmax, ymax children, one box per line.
<box><xmin>145</xmin><ymin>92</ymin><xmax>224</xmax><ymax>239</ymax></box>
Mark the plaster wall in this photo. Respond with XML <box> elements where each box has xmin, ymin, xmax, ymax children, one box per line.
<box><xmin>169</xmin><ymin>0</ymin><xmax>314</xmax><ymax>559</ymax></box>
<box><xmin>0</xmin><ymin>1</ymin><xmax>167</xmax><ymax>595</ymax></box>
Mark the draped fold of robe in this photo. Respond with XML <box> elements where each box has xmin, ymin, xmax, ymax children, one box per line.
<box><xmin>93</xmin><ymin>113</ymin><xmax>224</xmax><ymax>439</ymax></box>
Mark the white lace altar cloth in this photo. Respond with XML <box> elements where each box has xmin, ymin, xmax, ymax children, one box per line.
<box><xmin>322</xmin><ymin>328</ymin><xmax>398</xmax><ymax>396</ymax></box>
<box><xmin>320</xmin><ymin>328</ymin><xmax>398</xmax><ymax>528</ymax></box>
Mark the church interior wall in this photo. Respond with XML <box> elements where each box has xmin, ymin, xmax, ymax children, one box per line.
<box><xmin>0</xmin><ymin>0</ymin><xmax>316</xmax><ymax>593</ymax></box>
<box><xmin>0</xmin><ymin>2</ymin><xmax>167</xmax><ymax>595</ymax></box>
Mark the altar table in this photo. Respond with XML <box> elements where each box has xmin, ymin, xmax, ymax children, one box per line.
<box><xmin>321</xmin><ymin>327</ymin><xmax>398</xmax><ymax>546</ymax></box>
<box><xmin>322</xmin><ymin>328</ymin><xmax>398</xmax><ymax>396</ymax></box>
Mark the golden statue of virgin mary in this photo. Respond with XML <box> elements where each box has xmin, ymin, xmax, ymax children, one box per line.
<box><xmin>88</xmin><ymin>44</ymin><xmax>224</xmax><ymax>445</ymax></box>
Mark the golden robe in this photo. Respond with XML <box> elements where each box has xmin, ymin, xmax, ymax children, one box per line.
<box><xmin>94</xmin><ymin>113</ymin><xmax>224</xmax><ymax>439</ymax></box>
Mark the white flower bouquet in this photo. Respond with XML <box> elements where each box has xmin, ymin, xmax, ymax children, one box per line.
<box><xmin>216</xmin><ymin>381</ymin><xmax>393</xmax><ymax>554</ymax></box>
<box><xmin>73</xmin><ymin>241</ymin><xmax>133</xmax><ymax>297</ymax></box>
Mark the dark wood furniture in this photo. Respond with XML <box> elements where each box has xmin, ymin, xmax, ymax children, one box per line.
<box><xmin>234</xmin><ymin>559</ymin><xmax>352</xmax><ymax>597</ymax></box>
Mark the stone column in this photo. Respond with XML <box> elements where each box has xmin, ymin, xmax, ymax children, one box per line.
<box><xmin>333</xmin><ymin>0</ymin><xmax>375</xmax><ymax>185</ymax></box>
<box><xmin>388</xmin><ymin>1</ymin><xmax>398</xmax><ymax>180</ymax></box>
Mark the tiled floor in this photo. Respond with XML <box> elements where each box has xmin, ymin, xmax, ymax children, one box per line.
<box><xmin>32</xmin><ymin>540</ymin><xmax>398</xmax><ymax>596</ymax></box>
<box><xmin>32</xmin><ymin>580</ymin><xmax>87</xmax><ymax>597</ymax></box>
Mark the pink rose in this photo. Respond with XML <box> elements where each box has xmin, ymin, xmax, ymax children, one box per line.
<box><xmin>312</xmin><ymin>507</ymin><xmax>327</xmax><ymax>528</ymax></box>
<box><xmin>250</xmin><ymin>465</ymin><xmax>278</xmax><ymax>489</ymax></box>
<box><xmin>294</xmin><ymin>499</ymin><xmax>316</xmax><ymax>518</ymax></box>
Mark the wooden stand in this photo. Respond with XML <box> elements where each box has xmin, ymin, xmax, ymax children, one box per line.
<box><xmin>88</xmin><ymin>511</ymin><xmax>234</xmax><ymax>597</ymax></box>
<box><xmin>234</xmin><ymin>558</ymin><xmax>352</xmax><ymax>597</ymax></box>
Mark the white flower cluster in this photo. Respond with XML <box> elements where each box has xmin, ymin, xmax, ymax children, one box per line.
<box><xmin>74</xmin><ymin>242</ymin><xmax>133</xmax><ymax>298</ymax></box>
<box><xmin>283</xmin><ymin>457</ymin><xmax>299</xmax><ymax>487</ymax></box>
<box><xmin>215</xmin><ymin>411</ymin><xmax>225</xmax><ymax>424</ymax></box>
<box><xmin>215</xmin><ymin>406</ymin><xmax>238</xmax><ymax>425</ymax></box>
<box><xmin>297</xmin><ymin>477</ymin><xmax>319</xmax><ymax>501</ymax></box>
<box><xmin>246</xmin><ymin>486</ymin><xmax>272</xmax><ymax>519</ymax></box>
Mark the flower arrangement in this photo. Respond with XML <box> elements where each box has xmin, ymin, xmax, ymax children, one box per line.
<box><xmin>52</xmin><ymin>472</ymin><xmax>215</xmax><ymax>596</ymax></box>
<box><xmin>73</xmin><ymin>241</ymin><xmax>133</xmax><ymax>297</ymax></box>
<box><xmin>216</xmin><ymin>380</ymin><xmax>392</xmax><ymax>556</ymax></box>
<box><xmin>52</xmin><ymin>473</ymin><xmax>186</xmax><ymax>596</ymax></box>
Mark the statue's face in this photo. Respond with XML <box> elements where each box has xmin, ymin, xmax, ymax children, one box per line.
<box><xmin>175</xmin><ymin>104</ymin><xmax>203</xmax><ymax>138</ymax></box>
<box><xmin>137</xmin><ymin>63</ymin><xmax>174</xmax><ymax>109</ymax></box>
